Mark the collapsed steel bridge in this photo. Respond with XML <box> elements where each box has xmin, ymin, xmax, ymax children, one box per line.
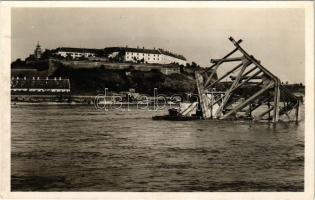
<box><xmin>182</xmin><ymin>37</ymin><xmax>300</xmax><ymax>123</ymax></box>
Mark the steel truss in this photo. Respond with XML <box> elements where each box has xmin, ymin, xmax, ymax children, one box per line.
<box><xmin>193</xmin><ymin>37</ymin><xmax>300</xmax><ymax>122</ymax></box>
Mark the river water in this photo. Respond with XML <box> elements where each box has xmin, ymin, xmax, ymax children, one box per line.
<box><xmin>11</xmin><ymin>104</ymin><xmax>304</xmax><ymax>191</ymax></box>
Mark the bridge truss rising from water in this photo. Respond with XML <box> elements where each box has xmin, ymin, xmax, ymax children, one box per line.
<box><xmin>186</xmin><ymin>37</ymin><xmax>300</xmax><ymax>123</ymax></box>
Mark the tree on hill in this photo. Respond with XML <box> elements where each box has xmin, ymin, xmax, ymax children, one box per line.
<box><xmin>191</xmin><ymin>61</ymin><xmax>200</xmax><ymax>68</ymax></box>
<box><xmin>11</xmin><ymin>58</ymin><xmax>25</xmax><ymax>67</ymax></box>
<box><xmin>41</xmin><ymin>49</ymin><xmax>53</xmax><ymax>59</ymax></box>
<box><xmin>25</xmin><ymin>54</ymin><xmax>35</xmax><ymax>62</ymax></box>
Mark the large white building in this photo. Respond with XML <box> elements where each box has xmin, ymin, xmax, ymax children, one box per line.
<box><xmin>55</xmin><ymin>47</ymin><xmax>99</xmax><ymax>59</ymax></box>
<box><xmin>105</xmin><ymin>47</ymin><xmax>187</xmax><ymax>65</ymax></box>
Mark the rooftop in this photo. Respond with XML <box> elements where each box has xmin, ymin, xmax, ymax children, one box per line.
<box><xmin>56</xmin><ymin>47</ymin><xmax>102</xmax><ymax>54</ymax></box>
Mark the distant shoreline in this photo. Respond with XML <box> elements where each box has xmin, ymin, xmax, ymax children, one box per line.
<box><xmin>11</xmin><ymin>101</ymin><xmax>180</xmax><ymax>106</ymax></box>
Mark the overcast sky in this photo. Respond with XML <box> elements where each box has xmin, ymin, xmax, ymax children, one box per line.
<box><xmin>12</xmin><ymin>8</ymin><xmax>305</xmax><ymax>83</ymax></box>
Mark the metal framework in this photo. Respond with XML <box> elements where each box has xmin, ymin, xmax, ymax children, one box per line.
<box><xmin>191</xmin><ymin>37</ymin><xmax>300</xmax><ymax>122</ymax></box>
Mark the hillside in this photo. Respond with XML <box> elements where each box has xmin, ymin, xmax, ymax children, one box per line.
<box><xmin>12</xmin><ymin>58</ymin><xmax>201</xmax><ymax>95</ymax></box>
<box><xmin>51</xmin><ymin>66</ymin><xmax>197</xmax><ymax>95</ymax></box>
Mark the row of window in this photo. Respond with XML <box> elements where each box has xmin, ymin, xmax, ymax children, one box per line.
<box><xmin>12</xmin><ymin>88</ymin><xmax>70</xmax><ymax>92</ymax></box>
<box><xmin>125</xmin><ymin>56</ymin><xmax>186</xmax><ymax>64</ymax></box>
<box><xmin>126</xmin><ymin>56</ymin><xmax>185</xmax><ymax>62</ymax></box>
<box><xmin>58</xmin><ymin>52</ymin><xmax>95</xmax><ymax>56</ymax></box>
<box><xmin>126</xmin><ymin>53</ymin><xmax>184</xmax><ymax>62</ymax></box>
<box><xmin>126</xmin><ymin>52</ymin><xmax>159</xmax><ymax>57</ymax></box>
<box><xmin>126</xmin><ymin>56</ymin><xmax>160</xmax><ymax>61</ymax></box>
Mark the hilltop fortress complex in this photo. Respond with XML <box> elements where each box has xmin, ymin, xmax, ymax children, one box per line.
<box><xmin>56</xmin><ymin>46</ymin><xmax>187</xmax><ymax>66</ymax></box>
<box><xmin>12</xmin><ymin>43</ymin><xmax>192</xmax><ymax>77</ymax></box>
<box><xmin>32</xmin><ymin>43</ymin><xmax>187</xmax><ymax>65</ymax></box>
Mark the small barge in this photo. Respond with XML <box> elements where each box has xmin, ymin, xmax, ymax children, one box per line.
<box><xmin>152</xmin><ymin>106</ymin><xmax>203</xmax><ymax>121</ymax></box>
<box><xmin>152</xmin><ymin>115</ymin><xmax>201</xmax><ymax>121</ymax></box>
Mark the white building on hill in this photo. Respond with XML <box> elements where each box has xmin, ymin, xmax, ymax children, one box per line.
<box><xmin>55</xmin><ymin>47</ymin><xmax>100</xmax><ymax>59</ymax></box>
<box><xmin>105</xmin><ymin>47</ymin><xmax>187</xmax><ymax>65</ymax></box>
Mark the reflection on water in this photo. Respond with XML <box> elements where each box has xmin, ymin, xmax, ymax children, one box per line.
<box><xmin>11</xmin><ymin>105</ymin><xmax>304</xmax><ymax>191</ymax></box>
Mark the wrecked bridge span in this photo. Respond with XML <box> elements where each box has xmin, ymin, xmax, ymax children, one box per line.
<box><xmin>153</xmin><ymin>37</ymin><xmax>300</xmax><ymax>123</ymax></box>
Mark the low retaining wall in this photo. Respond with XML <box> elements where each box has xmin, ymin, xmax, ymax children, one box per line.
<box><xmin>60</xmin><ymin>61</ymin><xmax>180</xmax><ymax>75</ymax></box>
